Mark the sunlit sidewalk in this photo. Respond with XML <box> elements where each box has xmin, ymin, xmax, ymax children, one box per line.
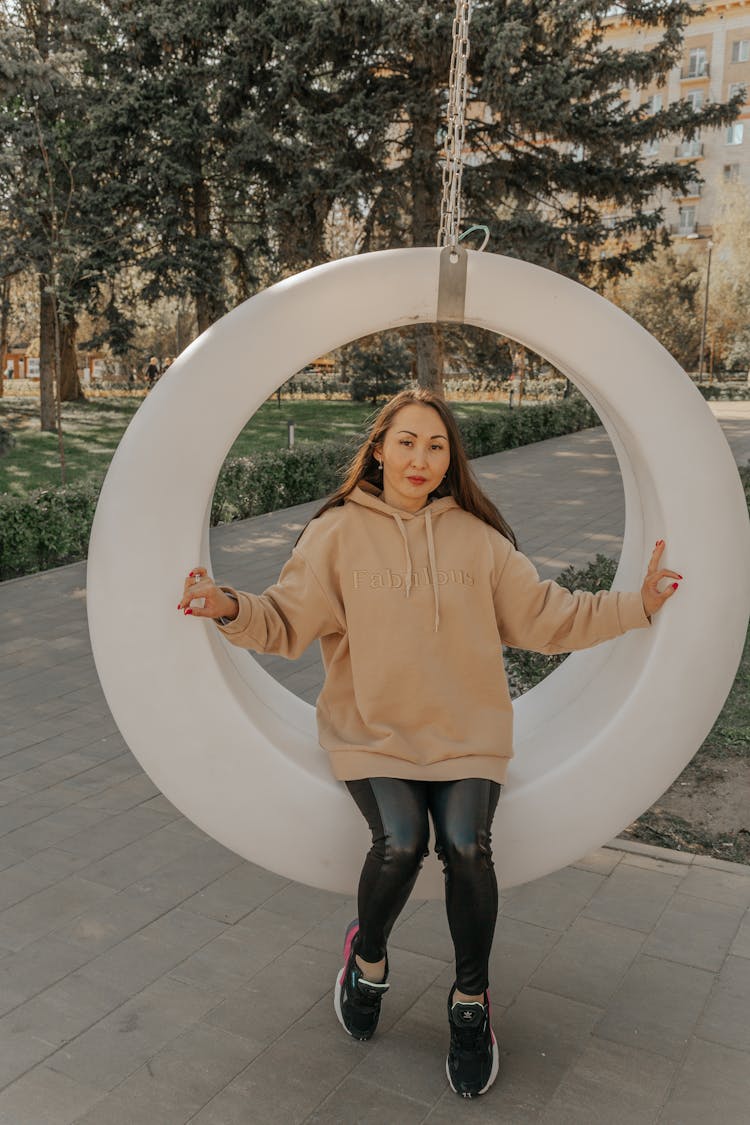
<box><xmin>0</xmin><ymin>403</ymin><xmax>747</xmax><ymax>1123</ymax></box>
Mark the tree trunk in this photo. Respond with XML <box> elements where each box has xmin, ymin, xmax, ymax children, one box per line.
<box><xmin>193</xmin><ymin>175</ymin><xmax>223</xmax><ymax>336</ymax></box>
<box><xmin>39</xmin><ymin>275</ymin><xmax>57</xmax><ymax>432</ymax></box>
<box><xmin>0</xmin><ymin>275</ymin><xmax>10</xmax><ymax>399</ymax></box>
<box><xmin>59</xmin><ymin>315</ymin><xmax>85</xmax><ymax>401</ymax></box>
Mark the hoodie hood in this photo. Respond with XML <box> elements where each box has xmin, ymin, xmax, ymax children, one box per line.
<box><xmin>345</xmin><ymin>483</ymin><xmax>460</xmax><ymax>631</ymax></box>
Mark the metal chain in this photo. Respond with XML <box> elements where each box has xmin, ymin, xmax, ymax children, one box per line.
<box><xmin>438</xmin><ymin>0</ymin><xmax>472</xmax><ymax>251</ymax></box>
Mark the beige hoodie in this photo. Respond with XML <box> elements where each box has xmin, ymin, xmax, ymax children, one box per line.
<box><xmin>217</xmin><ymin>484</ymin><xmax>651</xmax><ymax>784</ymax></box>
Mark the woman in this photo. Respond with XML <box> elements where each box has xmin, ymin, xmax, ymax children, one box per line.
<box><xmin>177</xmin><ymin>388</ymin><xmax>681</xmax><ymax>1098</ymax></box>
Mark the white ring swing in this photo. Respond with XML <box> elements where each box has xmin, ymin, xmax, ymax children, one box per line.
<box><xmin>87</xmin><ymin>247</ymin><xmax>750</xmax><ymax>895</ymax></box>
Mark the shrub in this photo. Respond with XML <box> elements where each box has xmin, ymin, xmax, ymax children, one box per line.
<box><xmin>503</xmin><ymin>553</ymin><xmax>619</xmax><ymax>697</ymax></box>
<box><xmin>0</xmin><ymin>484</ymin><xmax>100</xmax><ymax>580</ymax></box>
<box><xmin>0</xmin><ymin>398</ymin><xmax>601</xmax><ymax>578</ymax></box>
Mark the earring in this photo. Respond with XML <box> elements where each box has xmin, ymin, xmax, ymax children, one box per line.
<box><xmin>378</xmin><ymin>460</ymin><xmax>383</xmax><ymax>472</ymax></box>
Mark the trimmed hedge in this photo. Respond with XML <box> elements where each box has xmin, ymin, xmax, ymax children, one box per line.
<box><xmin>0</xmin><ymin>484</ymin><xmax>101</xmax><ymax>581</ymax></box>
<box><xmin>696</xmin><ymin>384</ymin><xmax>750</xmax><ymax>401</ymax></box>
<box><xmin>1</xmin><ymin>399</ymin><xmax>600</xmax><ymax>581</ymax></box>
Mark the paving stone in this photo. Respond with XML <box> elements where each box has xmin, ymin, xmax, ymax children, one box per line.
<box><xmin>180</xmin><ymin>860</ymin><xmax>289</xmax><ymax>924</ymax></box>
<box><xmin>389</xmin><ymin>899</ymin><xmax>454</xmax><ymax>964</ymax></box>
<box><xmin>529</xmin><ymin>916</ymin><xmax>644</xmax><ymax>1008</ymax></box>
<box><xmin>0</xmin><ymin>1015</ymin><xmax>58</xmax><ymax>1088</ymax></box>
<box><xmin>594</xmin><ymin>954</ymin><xmax>715</xmax><ymax>1060</ymax></box>
<box><xmin>75</xmin><ymin>824</ymin><xmax>204</xmax><ymax>891</ymax></box>
<box><xmin>0</xmin><ymin>806</ymin><xmax>113</xmax><ymax>858</ymax></box>
<box><xmin>572</xmin><ymin>847</ymin><xmax>623</xmax><ymax>876</ymax></box>
<box><xmin>78</xmin><ymin>907</ymin><xmax>226</xmax><ymax>995</ymax></box>
<box><xmin>74</xmin><ymin>773</ymin><xmax>160</xmax><ymax>812</ymax></box>
<box><xmin>56</xmin><ymin>806</ymin><xmax>191</xmax><ymax>862</ymax></box>
<box><xmin>0</xmin><ymin>856</ymin><xmax>69</xmax><ymax>911</ymax></box>
<box><xmin>537</xmin><ymin>1036</ymin><xmax>675</xmax><ymax>1124</ymax></box>
<box><xmin>0</xmin><ymin>936</ymin><xmax>93</xmax><ymax>1018</ymax></box>
<box><xmin>641</xmin><ymin>891</ymin><xmax>744</xmax><ymax>972</ymax></box>
<box><xmin>0</xmin><ymin>1065</ymin><xmax>102</xmax><ymax>1125</ymax></box>
<box><xmin>729</xmin><ymin>908</ymin><xmax>750</xmax><ymax>958</ymax></box>
<box><xmin>307</xmin><ymin>1074</ymin><xmax>431</xmax><ymax>1124</ymax></box>
<box><xmin>0</xmin><ymin>874</ymin><xmax>114</xmax><ymax>952</ymax></box>
<box><xmin>202</xmin><ymin>942</ymin><xmax>340</xmax><ymax>1045</ymax></box>
<box><xmin>696</xmin><ymin>954</ymin><xmax>750</xmax><ymax>1052</ymax></box>
<box><xmin>168</xmin><ymin>907</ymin><xmax>313</xmax><ymax>995</ymax></box>
<box><xmin>47</xmin><ymin>976</ymin><xmax>225</xmax><ymax>1092</ymax></box>
<box><xmin>659</xmin><ymin>1038</ymin><xmax>750</xmax><ymax>1125</ymax></box>
<box><xmin>499</xmin><ymin>866</ymin><xmax>604</xmax><ymax>932</ymax></box>
<box><xmin>51</xmin><ymin>882</ymin><xmax>189</xmax><ymax>955</ymax></box>
<box><xmin>582</xmin><ymin>863</ymin><xmax>682</xmax><ymax>933</ymax></box>
<box><xmin>135</xmin><ymin>1022</ymin><xmax>261</xmax><ymax>1104</ymax></box>
<box><xmin>122</xmin><ymin>839</ymin><xmax>245</xmax><ymax>911</ymax></box>
<box><xmin>261</xmin><ymin>879</ymin><xmax>349</xmax><ymax>924</ymax></box>
<box><xmin>2</xmin><ymin>970</ymin><xmax>126</xmax><ymax>1048</ymax></box>
<box><xmin>0</xmin><ymin>802</ymin><xmax>51</xmax><ymax>835</ymax></box>
<box><xmin>679</xmin><ymin>864</ymin><xmax>750</xmax><ymax>909</ymax></box>
<box><xmin>67</xmin><ymin>1066</ymin><xmax>202</xmax><ymax>1125</ymax></box>
<box><xmin>487</xmin><ymin>914</ymin><xmax>561</xmax><ymax>1008</ymax></box>
<box><xmin>196</xmin><ymin>996</ymin><xmax>366</xmax><ymax>1125</ymax></box>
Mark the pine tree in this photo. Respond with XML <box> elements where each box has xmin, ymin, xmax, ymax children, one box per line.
<box><xmin>253</xmin><ymin>1</ymin><xmax>742</xmax><ymax>390</ymax></box>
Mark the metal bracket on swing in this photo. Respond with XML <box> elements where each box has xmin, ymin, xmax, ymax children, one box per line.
<box><xmin>437</xmin><ymin>244</ymin><xmax>468</xmax><ymax>324</ymax></box>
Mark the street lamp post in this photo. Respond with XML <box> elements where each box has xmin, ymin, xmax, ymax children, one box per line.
<box><xmin>697</xmin><ymin>238</ymin><xmax>713</xmax><ymax>384</ymax></box>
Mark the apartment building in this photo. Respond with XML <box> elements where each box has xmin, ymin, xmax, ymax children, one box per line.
<box><xmin>606</xmin><ymin>0</ymin><xmax>750</xmax><ymax>237</ymax></box>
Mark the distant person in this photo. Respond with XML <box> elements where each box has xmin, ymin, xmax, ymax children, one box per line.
<box><xmin>145</xmin><ymin>357</ymin><xmax>159</xmax><ymax>389</ymax></box>
<box><xmin>162</xmin><ymin>357</ymin><xmax>173</xmax><ymax>377</ymax></box>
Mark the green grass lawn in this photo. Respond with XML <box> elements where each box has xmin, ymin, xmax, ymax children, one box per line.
<box><xmin>0</xmin><ymin>394</ymin><xmax>509</xmax><ymax>496</ymax></box>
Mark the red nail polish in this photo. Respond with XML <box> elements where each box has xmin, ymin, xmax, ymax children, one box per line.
<box><xmin>672</xmin><ymin>583</ymin><xmax>678</xmax><ymax>590</ymax></box>
<box><xmin>184</xmin><ymin>608</ymin><xmax>193</xmax><ymax>615</ymax></box>
<box><xmin>677</xmin><ymin>574</ymin><xmax>683</xmax><ymax>579</ymax></box>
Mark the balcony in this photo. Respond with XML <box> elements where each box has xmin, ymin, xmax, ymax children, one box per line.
<box><xmin>674</xmin><ymin>181</ymin><xmax>703</xmax><ymax>200</ymax></box>
<box><xmin>681</xmin><ymin>62</ymin><xmax>710</xmax><ymax>80</ymax></box>
<box><xmin>674</xmin><ymin>141</ymin><xmax>704</xmax><ymax>159</ymax></box>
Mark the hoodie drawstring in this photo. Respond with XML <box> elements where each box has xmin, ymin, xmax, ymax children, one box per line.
<box><xmin>425</xmin><ymin>507</ymin><xmax>440</xmax><ymax>633</ymax></box>
<box><xmin>392</xmin><ymin>513</ymin><xmax>413</xmax><ymax>597</ymax></box>
<box><xmin>393</xmin><ymin>509</ymin><xmax>440</xmax><ymax>632</ymax></box>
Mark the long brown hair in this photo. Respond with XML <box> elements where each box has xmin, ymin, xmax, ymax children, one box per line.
<box><xmin>306</xmin><ymin>389</ymin><xmax>517</xmax><ymax>547</ymax></box>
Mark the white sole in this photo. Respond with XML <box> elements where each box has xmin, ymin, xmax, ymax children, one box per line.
<box><xmin>333</xmin><ymin>968</ymin><xmax>350</xmax><ymax>1036</ymax></box>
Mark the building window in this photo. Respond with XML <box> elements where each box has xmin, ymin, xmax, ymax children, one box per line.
<box><xmin>729</xmin><ymin>82</ymin><xmax>747</xmax><ymax>102</ymax></box>
<box><xmin>676</xmin><ymin>138</ymin><xmax>703</xmax><ymax>158</ymax></box>
<box><xmin>731</xmin><ymin>40</ymin><xmax>749</xmax><ymax>64</ymax></box>
<box><xmin>687</xmin><ymin>47</ymin><xmax>709</xmax><ymax>78</ymax></box>
<box><xmin>678</xmin><ymin>206</ymin><xmax>697</xmax><ymax>235</ymax></box>
<box><xmin>723</xmin><ymin>164</ymin><xmax>740</xmax><ymax>182</ymax></box>
<box><xmin>644</xmin><ymin>93</ymin><xmax>663</xmax><ymax>114</ymax></box>
<box><xmin>643</xmin><ymin>138</ymin><xmax>660</xmax><ymax>156</ymax></box>
<box><xmin>685</xmin><ymin>90</ymin><xmax>703</xmax><ymax>111</ymax></box>
<box><xmin>726</xmin><ymin>123</ymin><xmax>744</xmax><ymax>146</ymax></box>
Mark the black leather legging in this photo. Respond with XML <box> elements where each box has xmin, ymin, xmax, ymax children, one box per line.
<box><xmin>345</xmin><ymin>777</ymin><xmax>502</xmax><ymax>995</ymax></box>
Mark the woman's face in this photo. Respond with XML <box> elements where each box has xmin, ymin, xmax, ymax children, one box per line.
<box><xmin>375</xmin><ymin>403</ymin><xmax>451</xmax><ymax>513</ymax></box>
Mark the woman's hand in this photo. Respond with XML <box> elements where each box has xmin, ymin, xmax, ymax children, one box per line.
<box><xmin>177</xmin><ymin>566</ymin><xmax>238</xmax><ymax>621</ymax></box>
<box><xmin>641</xmin><ymin>540</ymin><xmax>683</xmax><ymax>620</ymax></box>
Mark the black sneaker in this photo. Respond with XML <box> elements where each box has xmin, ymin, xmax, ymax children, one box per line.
<box><xmin>446</xmin><ymin>983</ymin><xmax>499</xmax><ymax>1097</ymax></box>
<box><xmin>334</xmin><ymin>918</ymin><xmax>389</xmax><ymax>1041</ymax></box>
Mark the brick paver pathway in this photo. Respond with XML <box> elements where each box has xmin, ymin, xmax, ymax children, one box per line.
<box><xmin>0</xmin><ymin>404</ymin><xmax>747</xmax><ymax>1123</ymax></box>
